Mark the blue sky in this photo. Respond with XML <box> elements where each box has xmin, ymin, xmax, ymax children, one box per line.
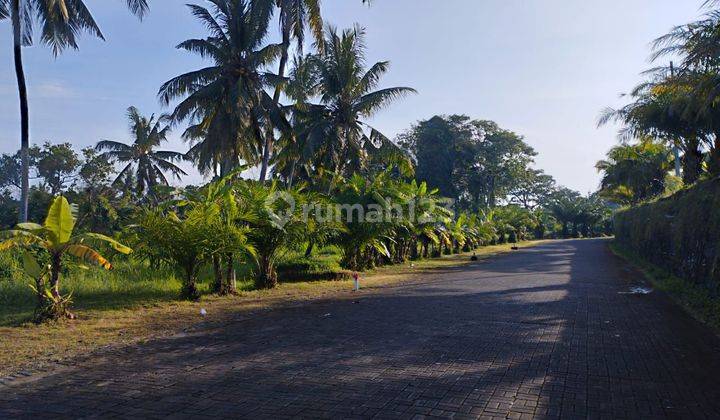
<box><xmin>0</xmin><ymin>0</ymin><xmax>706</xmax><ymax>193</ymax></box>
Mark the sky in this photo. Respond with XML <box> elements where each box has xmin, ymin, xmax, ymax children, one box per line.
<box><xmin>0</xmin><ymin>0</ymin><xmax>707</xmax><ymax>194</ymax></box>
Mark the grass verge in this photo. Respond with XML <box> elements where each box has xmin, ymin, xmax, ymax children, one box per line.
<box><xmin>0</xmin><ymin>241</ymin><xmax>546</xmax><ymax>378</ymax></box>
<box><xmin>609</xmin><ymin>241</ymin><xmax>720</xmax><ymax>333</ymax></box>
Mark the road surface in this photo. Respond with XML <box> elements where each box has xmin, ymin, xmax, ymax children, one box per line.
<box><xmin>2</xmin><ymin>239</ymin><xmax>720</xmax><ymax>419</ymax></box>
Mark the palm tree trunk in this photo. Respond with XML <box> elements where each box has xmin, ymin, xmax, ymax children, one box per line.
<box><xmin>12</xmin><ymin>0</ymin><xmax>30</xmax><ymax>222</ymax></box>
<box><xmin>287</xmin><ymin>159</ymin><xmax>296</xmax><ymax>188</ymax></box>
<box><xmin>212</xmin><ymin>255</ymin><xmax>223</xmax><ymax>294</ymax></box>
<box><xmin>182</xmin><ymin>263</ymin><xmax>200</xmax><ymax>301</ymax></box>
<box><xmin>259</xmin><ymin>30</ymin><xmax>291</xmax><ymax>183</ymax></box>
<box><xmin>681</xmin><ymin>137</ymin><xmax>703</xmax><ymax>185</ymax></box>
<box><xmin>223</xmin><ymin>253</ymin><xmax>237</xmax><ymax>295</ymax></box>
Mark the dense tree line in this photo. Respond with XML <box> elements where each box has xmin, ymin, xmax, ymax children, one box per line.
<box><xmin>0</xmin><ymin>0</ymin><xmax>613</xmax><ymax>322</ymax></box>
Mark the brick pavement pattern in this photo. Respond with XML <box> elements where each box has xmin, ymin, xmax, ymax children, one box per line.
<box><xmin>2</xmin><ymin>239</ymin><xmax>720</xmax><ymax>419</ymax></box>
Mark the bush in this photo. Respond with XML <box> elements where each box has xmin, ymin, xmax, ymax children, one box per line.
<box><xmin>0</xmin><ymin>249</ymin><xmax>23</xmax><ymax>282</ymax></box>
<box><xmin>614</xmin><ymin>178</ymin><xmax>720</xmax><ymax>295</ymax></box>
<box><xmin>276</xmin><ymin>255</ymin><xmax>349</xmax><ymax>282</ymax></box>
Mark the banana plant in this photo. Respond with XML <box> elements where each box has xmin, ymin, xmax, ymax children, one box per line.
<box><xmin>0</xmin><ymin>196</ymin><xmax>132</xmax><ymax>321</ymax></box>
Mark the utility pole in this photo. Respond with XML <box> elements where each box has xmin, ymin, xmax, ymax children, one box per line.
<box><xmin>670</xmin><ymin>61</ymin><xmax>682</xmax><ymax>177</ymax></box>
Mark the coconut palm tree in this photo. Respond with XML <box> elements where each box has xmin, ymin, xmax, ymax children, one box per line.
<box><xmin>273</xmin><ymin>54</ymin><xmax>319</xmax><ymax>186</ymax></box>
<box><xmin>0</xmin><ymin>0</ymin><xmax>149</xmax><ymax>223</ymax></box>
<box><xmin>159</xmin><ymin>0</ymin><xmax>288</xmax><ymax>178</ymax></box>
<box><xmin>301</xmin><ymin>25</ymin><xmax>416</xmax><ymax>190</ymax></box>
<box><xmin>96</xmin><ymin>106</ymin><xmax>187</xmax><ymax>197</ymax></box>
<box><xmin>258</xmin><ymin>0</ymin><xmax>323</xmax><ymax>182</ymax></box>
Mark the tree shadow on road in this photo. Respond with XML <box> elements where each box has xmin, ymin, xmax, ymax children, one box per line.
<box><xmin>3</xmin><ymin>240</ymin><xmax>720</xmax><ymax>419</ymax></box>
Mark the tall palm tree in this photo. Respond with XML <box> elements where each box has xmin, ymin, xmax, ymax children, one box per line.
<box><xmin>302</xmin><ymin>25</ymin><xmax>416</xmax><ymax>190</ymax></box>
<box><xmin>595</xmin><ymin>138</ymin><xmax>672</xmax><ymax>205</ymax></box>
<box><xmin>598</xmin><ymin>75</ymin><xmax>706</xmax><ymax>184</ymax></box>
<box><xmin>273</xmin><ymin>54</ymin><xmax>318</xmax><ymax>186</ymax></box>
<box><xmin>159</xmin><ymin>0</ymin><xmax>288</xmax><ymax>178</ymax></box>
<box><xmin>0</xmin><ymin>0</ymin><xmax>149</xmax><ymax>222</ymax></box>
<box><xmin>258</xmin><ymin>0</ymin><xmax>323</xmax><ymax>182</ymax></box>
<box><xmin>96</xmin><ymin>106</ymin><xmax>187</xmax><ymax>196</ymax></box>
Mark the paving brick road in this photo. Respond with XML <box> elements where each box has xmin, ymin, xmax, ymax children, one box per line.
<box><xmin>2</xmin><ymin>239</ymin><xmax>720</xmax><ymax>419</ymax></box>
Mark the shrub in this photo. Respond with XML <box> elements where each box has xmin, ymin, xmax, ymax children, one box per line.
<box><xmin>614</xmin><ymin>178</ymin><xmax>720</xmax><ymax>294</ymax></box>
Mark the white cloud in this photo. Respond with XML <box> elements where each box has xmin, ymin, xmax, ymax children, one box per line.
<box><xmin>32</xmin><ymin>82</ymin><xmax>77</xmax><ymax>99</ymax></box>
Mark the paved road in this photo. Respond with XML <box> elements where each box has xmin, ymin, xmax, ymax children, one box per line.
<box><xmin>2</xmin><ymin>239</ymin><xmax>720</xmax><ymax>419</ymax></box>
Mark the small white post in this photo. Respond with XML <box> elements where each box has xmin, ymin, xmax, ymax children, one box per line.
<box><xmin>352</xmin><ymin>272</ymin><xmax>360</xmax><ymax>291</ymax></box>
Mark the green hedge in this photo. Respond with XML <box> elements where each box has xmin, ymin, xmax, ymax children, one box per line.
<box><xmin>614</xmin><ymin>178</ymin><xmax>720</xmax><ymax>294</ymax></box>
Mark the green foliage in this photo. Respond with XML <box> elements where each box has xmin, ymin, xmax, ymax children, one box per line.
<box><xmin>96</xmin><ymin>106</ymin><xmax>188</xmax><ymax>198</ymax></box>
<box><xmin>596</xmin><ymin>138</ymin><xmax>673</xmax><ymax>205</ymax></box>
<box><xmin>615</xmin><ymin>178</ymin><xmax>720</xmax><ymax>293</ymax></box>
<box><xmin>546</xmin><ymin>188</ymin><xmax>612</xmax><ymax>238</ymax></box>
<box><xmin>136</xmin><ymin>195</ymin><xmax>250</xmax><ymax>300</ymax></box>
<box><xmin>398</xmin><ymin>115</ymin><xmax>540</xmax><ymax>211</ymax></box>
<box><xmin>291</xmin><ymin>26</ymin><xmax>416</xmax><ymax>183</ymax></box>
<box><xmin>0</xmin><ymin>196</ymin><xmax>132</xmax><ymax>321</ymax></box>
<box><xmin>600</xmin><ymin>2</ymin><xmax>720</xmax><ymax>183</ymax></box>
<box><xmin>490</xmin><ymin>205</ymin><xmax>537</xmax><ymax>243</ymax></box>
<box><xmin>33</xmin><ymin>142</ymin><xmax>81</xmax><ymax>195</ymax></box>
<box><xmin>159</xmin><ymin>0</ymin><xmax>286</xmax><ymax>177</ymax></box>
<box><xmin>238</xmin><ymin>181</ymin><xmax>315</xmax><ymax>289</ymax></box>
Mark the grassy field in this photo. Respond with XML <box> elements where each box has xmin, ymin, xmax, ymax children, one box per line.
<box><xmin>0</xmin><ymin>241</ymin><xmax>545</xmax><ymax>378</ymax></box>
<box><xmin>610</xmin><ymin>242</ymin><xmax>720</xmax><ymax>333</ymax></box>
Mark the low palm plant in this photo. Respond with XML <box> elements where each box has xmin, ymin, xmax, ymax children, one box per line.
<box><xmin>334</xmin><ymin>173</ymin><xmax>399</xmax><ymax>271</ymax></box>
<box><xmin>237</xmin><ymin>181</ymin><xmax>309</xmax><ymax>289</ymax></box>
<box><xmin>0</xmin><ymin>196</ymin><xmax>132</xmax><ymax>321</ymax></box>
<box><xmin>136</xmin><ymin>201</ymin><xmax>251</xmax><ymax>300</ymax></box>
<box><xmin>179</xmin><ymin>173</ymin><xmax>255</xmax><ymax>295</ymax></box>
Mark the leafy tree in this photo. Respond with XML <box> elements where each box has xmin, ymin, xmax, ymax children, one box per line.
<box><xmin>0</xmin><ymin>196</ymin><xmax>132</xmax><ymax>321</ymax></box>
<box><xmin>400</xmin><ymin>116</ymin><xmax>537</xmax><ymax>211</ymax></box>
<box><xmin>546</xmin><ymin>188</ymin><xmax>583</xmax><ymax>238</ymax></box>
<box><xmin>334</xmin><ymin>173</ymin><xmax>398</xmax><ymax>270</ymax></box>
<box><xmin>1</xmin><ymin>0</ymin><xmax>149</xmax><ymax>222</ymax></box>
<box><xmin>96</xmin><ymin>106</ymin><xmax>187</xmax><ymax>197</ymax></box>
<box><xmin>34</xmin><ymin>142</ymin><xmax>81</xmax><ymax>195</ymax></box>
<box><xmin>490</xmin><ymin>205</ymin><xmax>537</xmax><ymax>243</ymax></box>
<box><xmin>0</xmin><ymin>149</ymin><xmax>25</xmax><ymax>193</ymax></box>
<box><xmin>509</xmin><ymin>168</ymin><xmax>556</xmax><ymax>210</ymax></box>
<box><xmin>0</xmin><ymin>191</ymin><xmax>18</xmax><ymax>228</ymax></box>
<box><xmin>78</xmin><ymin>147</ymin><xmax>114</xmax><ymax>191</ymax></box>
<box><xmin>397</xmin><ymin>115</ymin><xmax>465</xmax><ymax>199</ymax></box>
<box><xmin>599</xmin><ymin>76</ymin><xmax>706</xmax><ymax>184</ymax></box>
<box><xmin>463</xmin><ymin>121</ymin><xmax>537</xmax><ymax>209</ymax></box>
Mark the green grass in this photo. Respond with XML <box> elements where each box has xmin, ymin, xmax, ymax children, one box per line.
<box><xmin>0</xmin><ymin>241</ymin><xmax>542</xmax><ymax>327</ymax></box>
<box><xmin>1</xmin><ymin>262</ymin><xmax>183</xmax><ymax>326</ymax></box>
<box><xmin>0</xmin><ymin>240</ymin><xmax>548</xmax><ymax>377</ymax></box>
<box><xmin>0</xmin><ymin>247</ymin><xmax>343</xmax><ymax>327</ymax></box>
<box><xmin>610</xmin><ymin>242</ymin><xmax>720</xmax><ymax>332</ymax></box>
